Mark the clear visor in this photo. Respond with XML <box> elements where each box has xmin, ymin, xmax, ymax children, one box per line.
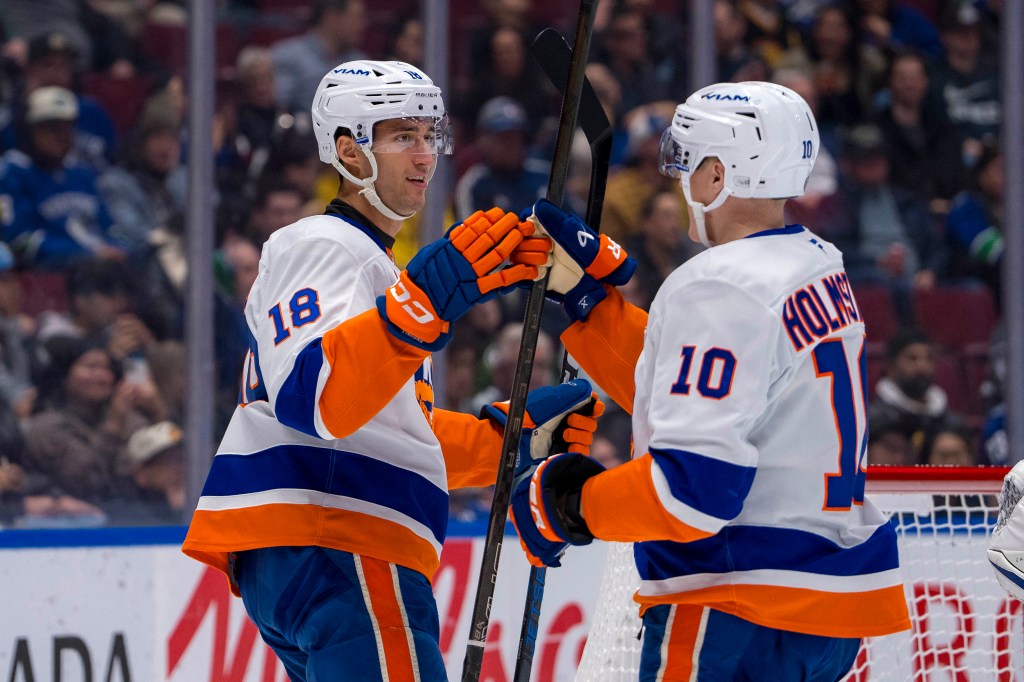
<box><xmin>658</xmin><ymin>128</ymin><xmax>688</xmax><ymax>178</ymax></box>
<box><xmin>370</xmin><ymin>115</ymin><xmax>454</xmax><ymax>155</ymax></box>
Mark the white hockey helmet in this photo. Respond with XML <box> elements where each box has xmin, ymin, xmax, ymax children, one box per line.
<box><xmin>311</xmin><ymin>60</ymin><xmax>453</xmax><ymax>221</ymax></box>
<box><xmin>658</xmin><ymin>81</ymin><xmax>819</xmax><ymax>246</ymax></box>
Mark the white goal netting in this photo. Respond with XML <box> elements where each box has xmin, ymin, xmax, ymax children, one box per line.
<box><xmin>575</xmin><ymin>466</ymin><xmax>1021</xmax><ymax>681</ymax></box>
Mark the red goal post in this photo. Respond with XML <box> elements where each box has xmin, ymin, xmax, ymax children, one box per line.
<box><xmin>575</xmin><ymin>465</ymin><xmax>1021</xmax><ymax>682</ymax></box>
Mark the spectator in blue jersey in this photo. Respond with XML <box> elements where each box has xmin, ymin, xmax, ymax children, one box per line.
<box><xmin>97</xmin><ymin>108</ymin><xmax>185</xmax><ymax>254</ymax></box>
<box><xmin>271</xmin><ymin>0</ymin><xmax>367</xmax><ymax>113</ymax></box>
<box><xmin>454</xmin><ymin>96</ymin><xmax>547</xmax><ymax>218</ymax></box>
<box><xmin>0</xmin><ymin>86</ymin><xmax>124</xmax><ymax>269</ymax></box>
<box><xmin>825</xmin><ymin>123</ymin><xmax>945</xmax><ymax>316</ymax></box>
<box><xmin>934</xmin><ymin>4</ymin><xmax>1001</xmax><ymax>169</ymax></box>
<box><xmin>945</xmin><ymin>143</ymin><xmax>1003</xmax><ymax>303</ymax></box>
<box><xmin>0</xmin><ymin>32</ymin><xmax>117</xmax><ymax>172</ymax></box>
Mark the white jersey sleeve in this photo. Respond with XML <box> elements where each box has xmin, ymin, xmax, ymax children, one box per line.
<box><xmin>243</xmin><ymin>215</ymin><xmax>399</xmax><ymax>439</ymax></box>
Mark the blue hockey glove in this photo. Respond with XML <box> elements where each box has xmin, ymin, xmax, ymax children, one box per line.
<box><xmin>512</xmin><ymin>199</ymin><xmax>637</xmax><ymax>322</ymax></box>
<box><xmin>378</xmin><ymin>208</ymin><xmax>538</xmax><ymax>350</ymax></box>
<box><xmin>509</xmin><ymin>452</ymin><xmax>605</xmax><ymax>567</ymax></box>
<box><xmin>482</xmin><ymin>379</ymin><xmax>605</xmax><ymax>485</ymax></box>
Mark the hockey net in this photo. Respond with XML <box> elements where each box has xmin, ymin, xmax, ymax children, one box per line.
<box><xmin>574</xmin><ymin>465</ymin><xmax>1021</xmax><ymax>681</ymax></box>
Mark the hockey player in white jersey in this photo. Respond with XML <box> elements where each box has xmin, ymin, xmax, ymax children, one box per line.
<box><xmin>182</xmin><ymin>61</ymin><xmax>605</xmax><ymax>681</ymax></box>
<box><xmin>509</xmin><ymin>81</ymin><xmax>912</xmax><ymax>680</ymax></box>
<box><xmin>988</xmin><ymin>461</ymin><xmax>1024</xmax><ymax>602</ymax></box>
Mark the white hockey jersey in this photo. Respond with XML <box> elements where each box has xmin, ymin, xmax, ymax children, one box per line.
<box><xmin>564</xmin><ymin>225</ymin><xmax>911</xmax><ymax>638</ymax></box>
<box><xmin>183</xmin><ymin>210</ymin><xmax>502</xmax><ymax>586</ymax></box>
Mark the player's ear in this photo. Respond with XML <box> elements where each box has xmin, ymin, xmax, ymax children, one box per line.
<box><xmin>336</xmin><ymin>134</ymin><xmax>359</xmax><ymax>167</ymax></box>
<box><xmin>710</xmin><ymin>158</ymin><xmax>726</xmax><ymax>190</ymax></box>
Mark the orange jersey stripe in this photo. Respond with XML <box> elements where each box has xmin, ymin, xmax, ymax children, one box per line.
<box><xmin>661</xmin><ymin>605</ymin><xmax>708</xmax><ymax>681</ymax></box>
<box><xmin>581</xmin><ymin>453</ymin><xmax>713</xmax><ymax>544</ymax></box>
<box><xmin>431</xmin><ymin>409</ymin><xmax>502</xmax><ymax>489</ymax></box>
<box><xmin>637</xmin><ymin>583</ymin><xmax>911</xmax><ymax>638</ymax></box>
<box><xmin>182</xmin><ymin>505</ymin><xmax>441</xmax><ymax>593</ymax></box>
<box><xmin>358</xmin><ymin>556</ymin><xmax>418</xmax><ymax>682</ymax></box>
<box><xmin>560</xmin><ymin>287</ymin><xmax>647</xmax><ymax>414</ymax></box>
<box><xmin>318</xmin><ymin>309</ymin><xmax>430</xmax><ymax>439</ymax></box>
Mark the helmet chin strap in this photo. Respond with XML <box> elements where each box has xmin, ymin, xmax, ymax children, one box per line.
<box><xmin>332</xmin><ymin>148</ymin><xmax>415</xmax><ymax>222</ymax></box>
<box><xmin>680</xmin><ymin>177</ymin><xmax>731</xmax><ymax>248</ymax></box>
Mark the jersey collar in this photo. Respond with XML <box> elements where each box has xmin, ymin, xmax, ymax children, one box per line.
<box><xmin>323</xmin><ymin>199</ymin><xmax>397</xmax><ymax>253</ymax></box>
<box><xmin>744</xmin><ymin>224</ymin><xmax>805</xmax><ymax>239</ymax></box>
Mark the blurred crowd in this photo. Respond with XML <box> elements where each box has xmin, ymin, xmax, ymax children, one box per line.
<box><xmin>0</xmin><ymin>0</ymin><xmax>1010</xmax><ymax>527</ymax></box>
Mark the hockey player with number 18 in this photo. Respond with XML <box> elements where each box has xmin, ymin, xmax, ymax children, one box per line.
<box><xmin>181</xmin><ymin>61</ymin><xmax>604</xmax><ymax>681</ymax></box>
<box><xmin>509</xmin><ymin>82</ymin><xmax>912</xmax><ymax>680</ymax></box>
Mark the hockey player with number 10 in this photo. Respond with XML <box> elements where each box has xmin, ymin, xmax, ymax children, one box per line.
<box><xmin>509</xmin><ymin>82</ymin><xmax>912</xmax><ymax>680</ymax></box>
<box><xmin>181</xmin><ymin>61</ymin><xmax>604</xmax><ymax>681</ymax></box>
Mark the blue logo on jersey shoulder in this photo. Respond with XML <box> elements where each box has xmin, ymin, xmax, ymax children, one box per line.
<box><xmin>334</xmin><ymin>67</ymin><xmax>370</xmax><ymax>76</ymax></box>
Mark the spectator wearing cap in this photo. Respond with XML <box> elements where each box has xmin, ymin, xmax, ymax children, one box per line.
<box><xmin>0</xmin><ymin>31</ymin><xmax>118</xmax><ymax>171</ymax></box>
<box><xmin>123</xmin><ymin>421</ymin><xmax>185</xmax><ymax>521</ymax></box>
<box><xmin>454</xmin><ymin>96</ymin><xmax>548</xmax><ymax>218</ymax></box>
<box><xmin>823</xmin><ymin>123</ymin><xmax>944</xmax><ymax>317</ymax></box>
<box><xmin>0</xmin><ymin>87</ymin><xmax>124</xmax><ymax>270</ymax></box>
<box><xmin>945</xmin><ymin>143</ymin><xmax>1004</xmax><ymax>303</ymax></box>
<box><xmin>934</xmin><ymin>4</ymin><xmax>1000</xmax><ymax>169</ymax></box>
<box><xmin>271</xmin><ymin>0</ymin><xmax>368</xmax><ymax>113</ymax></box>
<box><xmin>97</xmin><ymin>108</ymin><xmax>186</xmax><ymax>254</ymax></box>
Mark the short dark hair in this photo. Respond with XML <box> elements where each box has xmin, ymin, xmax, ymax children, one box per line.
<box><xmin>886</xmin><ymin>327</ymin><xmax>930</xmax><ymax>361</ymax></box>
<box><xmin>67</xmin><ymin>258</ymin><xmax>131</xmax><ymax>297</ymax></box>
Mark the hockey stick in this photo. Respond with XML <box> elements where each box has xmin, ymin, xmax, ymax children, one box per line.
<box><xmin>532</xmin><ymin>27</ymin><xmax>612</xmax><ymax>251</ymax></box>
<box><xmin>460</xmin><ymin>2</ymin><xmax>600</xmax><ymax>681</ymax></box>
<box><xmin>511</xmin><ymin>28</ymin><xmax>614</xmax><ymax>682</ymax></box>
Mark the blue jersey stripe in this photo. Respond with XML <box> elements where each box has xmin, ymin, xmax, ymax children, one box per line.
<box><xmin>649</xmin><ymin>447</ymin><xmax>755</xmax><ymax>521</ymax></box>
<box><xmin>275</xmin><ymin>337</ymin><xmax>325</xmax><ymax>438</ymax></box>
<box><xmin>635</xmin><ymin>522</ymin><xmax>900</xmax><ymax>580</ymax></box>
<box><xmin>201</xmin><ymin>445</ymin><xmax>449</xmax><ymax>544</ymax></box>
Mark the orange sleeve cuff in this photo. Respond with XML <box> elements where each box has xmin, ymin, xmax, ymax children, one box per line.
<box><xmin>318</xmin><ymin>309</ymin><xmax>430</xmax><ymax>439</ymax></box>
<box><xmin>581</xmin><ymin>453</ymin><xmax>712</xmax><ymax>544</ymax></box>
<box><xmin>560</xmin><ymin>287</ymin><xmax>647</xmax><ymax>415</ymax></box>
<box><xmin>432</xmin><ymin>408</ymin><xmax>504</xmax><ymax>489</ymax></box>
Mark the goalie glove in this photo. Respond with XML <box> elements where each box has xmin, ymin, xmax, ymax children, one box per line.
<box><xmin>512</xmin><ymin>199</ymin><xmax>637</xmax><ymax>322</ymax></box>
<box><xmin>988</xmin><ymin>460</ymin><xmax>1024</xmax><ymax>602</ymax></box>
<box><xmin>509</xmin><ymin>452</ymin><xmax>605</xmax><ymax>568</ymax></box>
<box><xmin>482</xmin><ymin>379</ymin><xmax>605</xmax><ymax>487</ymax></box>
<box><xmin>378</xmin><ymin>208</ymin><xmax>538</xmax><ymax>350</ymax></box>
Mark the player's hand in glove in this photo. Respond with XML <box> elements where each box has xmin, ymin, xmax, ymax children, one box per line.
<box><xmin>509</xmin><ymin>452</ymin><xmax>605</xmax><ymax>567</ymax></box>
<box><xmin>511</xmin><ymin>198</ymin><xmax>637</xmax><ymax>322</ymax></box>
<box><xmin>482</xmin><ymin>378</ymin><xmax>605</xmax><ymax>486</ymax></box>
<box><xmin>378</xmin><ymin>208</ymin><xmax>538</xmax><ymax>350</ymax></box>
